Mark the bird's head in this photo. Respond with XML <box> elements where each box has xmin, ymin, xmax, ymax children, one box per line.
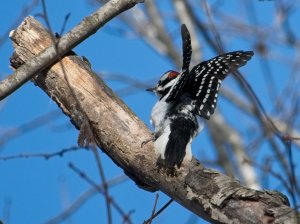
<box><xmin>146</xmin><ymin>70</ymin><xmax>179</xmax><ymax>98</ymax></box>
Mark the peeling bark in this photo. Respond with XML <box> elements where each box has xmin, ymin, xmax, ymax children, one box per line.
<box><xmin>9</xmin><ymin>16</ymin><xmax>299</xmax><ymax>224</ymax></box>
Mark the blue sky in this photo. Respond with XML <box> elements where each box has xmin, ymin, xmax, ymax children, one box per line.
<box><xmin>1</xmin><ymin>0</ymin><xmax>300</xmax><ymax>224</ymax></box>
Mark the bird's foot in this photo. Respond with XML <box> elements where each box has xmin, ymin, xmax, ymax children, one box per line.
<box><xmin>141</xmin><ymin>133</ymin><xmax>156</xmax><ymax>148</ymax></box>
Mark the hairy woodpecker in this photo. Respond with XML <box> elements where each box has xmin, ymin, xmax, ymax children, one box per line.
<box><xmin>146</xmin><ymin>24</ymin><xmax>254</xmax><ymax>168</ymax></box>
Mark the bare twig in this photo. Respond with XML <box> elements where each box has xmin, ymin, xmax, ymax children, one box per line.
<box><xmin>143</xmin><ymin>199</ymin><xmax>173</xmax><ymax>224</ymax></box>
<box><xmin>44</xmin><ymin>187</ymin><xmax>97</xmax><ymax>224</ymax></box>
<box><xmin>285</xmin><ymin>140</ymin><xmax>298</xmax><ymax>207</ymax></box>
<box><xmin>59</xmin><ymin>13</ymin><xmax>71</xmax><ymax>36</ymax></box>
<box><xmin>69</xmin><ymin>163</ymin><xmax>132</xmax><ymax>223</ymax></box>
<box><xmin>201</xmin><ymin>0</ymin><xmax>224</xmax><ymax>53</ymax></box>
<box><xmin>0</xmin><ymin>146</ymin><xmax>82</xmax><ymax>161</ymax></box>
<box><xmin>44</xmin><ymin>174</ymin><xmax>129</xmax><ymax>224</ymax></box>
<box><xmin>0</xmin><ymin>110</ymin><xmax>61</xmax><ymax>147</ymax></box>
<box><xmin>144</xmin><ymin>193</ymin><xmax>159</xmax><ymax>224</ymax></box>
<box><xmin>92</xmin><ymin>148</ymin><xmax>112</xmax><ymax>224</ymax></box>
<box><xmin>244</xmin><ymin>157</ymin><xmax>300</xmax><ymax>200</ymax></box>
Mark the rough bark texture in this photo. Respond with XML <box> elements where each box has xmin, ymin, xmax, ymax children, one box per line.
<box><xmin>9</xmin><ymin>16</ymin><xmax>299</xmax><ymax>224</ymax></box>
<box><xmin>0</xmin><ymin>0</ymin><xmax>143</xmax><ymax>100</ymax></box>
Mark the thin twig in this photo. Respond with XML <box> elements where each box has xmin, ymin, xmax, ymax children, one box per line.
<box><xmin>0</xmin><ymin>146</ymin><xmax>82</xmax><ymax>161</ymax></box>
<box><xmin>41</xmin><ymin>0</ymin><xmax>54</xmax><ymax>36</ymax></box>
<box><xmin>201</xmin><ymin>0</ymin><xmax>224</xmax><ymax>53</ymax></box>
<box><xmin>44</xmin><ymin>174</ymin><xmax>129</xmax><ymax>224</ymax></box>
<box><xmin>59</xmin><ymin>13</ymin><xmax>71</xmax><ymax>36</ymax></box>
<box><xmin>0</xmin><ymin>110</ymin><xmax>61</xmax><ymax>147</ymax></box>
<box><xmin>92</xmin><ymin>147</ymin><xmax>112</xmax><ymax>224</ymax></box>
<box><xmin>44</xmin><ymin>187</ymin><xmax>97</xmax><ymax>224</ymax></box>
<box><xmin>144</xmin><ymin>193</ymin><xmax>159</xmax><ymax>224</ymax></box>
<box><xmin>143</xmin><ymin>199</ymin><xmax>173</xmax><ymax>224</ymax></box>
<box><xmin>244</xmin><ymin>157</ymin><xmax>300</xmax><ymax>198</ymax></box>
<box><xmin>69</xmin><ymin>163</ymin><xmax>133</xmax><ymax>224</ymax></box>
<box><xmin>285</xmin><ymin>140</ymin><xmax>298</xmax><ymax>207</ymax></box>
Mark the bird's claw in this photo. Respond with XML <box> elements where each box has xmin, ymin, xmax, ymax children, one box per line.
<box><xmin>141</xmin><ymin>133</ymin><xmax>156</xmax><ymax>148</ymax></box>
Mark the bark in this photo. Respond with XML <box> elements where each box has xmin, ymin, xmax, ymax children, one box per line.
<box><xmin>0</xmin><ymin>0</ymin><xmax>143</xmax><ymax>100</ymax></box>
<box><xmin>9</xmin><ymin>16</ymin><xmax>299</xmax><ymax>224</ymax></box>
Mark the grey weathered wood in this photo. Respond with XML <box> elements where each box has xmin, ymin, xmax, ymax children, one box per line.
<box><xmin>0</xmin><ymin>0</ymin><xmax>144</xmax><ymax>100</ymax></box>
<box><xmin>10</xmin><ymin>16</ymin><xmax>299</xmax><ymax>224</ymax></box>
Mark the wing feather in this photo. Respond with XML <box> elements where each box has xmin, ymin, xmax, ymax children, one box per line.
<box><xmin>189</xmin><ymin>51</ymin><xmax>254</xmax><ymax>119</ymax></box>
<box><xmin>166</xmin><ymin>24</ymin><xmax>192</xmax><ymax>102</ymax></box>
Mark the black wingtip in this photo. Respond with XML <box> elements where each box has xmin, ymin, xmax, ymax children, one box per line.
<box><xmin>181</xmin><ymin>24</ymin><xmax>190</xmax><ymax>44</ymax></box>
<box><xmin>231</xmin><ymin>50</ymin><xmax>254</xmax><ymax>57</ymax></box>
<box><xmin>181</xmin><ymin>24</ymin><xmax>188</xmax><ymax>33</ymax></box>
<box><xmin>181</xmin><ymin>24</ymin><xmax>191</xmax><ymax>41</ymax></box>
<box><xmin>240</xmin><ymin>50</ymin><xmax>254</xmax><ymax>63</ymax></box>
<box><xmin>245</xmin><ymin>50</ymin><xmax>254</xmax><ymax>56</ymax></box>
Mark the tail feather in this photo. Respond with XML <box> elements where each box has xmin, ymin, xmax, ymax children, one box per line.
<box><xmin>164</xmin><ymin>117</ymin><xmax>198</xmax><ymax>168</ymax></box>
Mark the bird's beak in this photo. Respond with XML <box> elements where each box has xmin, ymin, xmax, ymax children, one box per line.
<box><xmin>146</xmin><ymin>86</ymin><xmax>156</xmax><ymax>92</ymax></box>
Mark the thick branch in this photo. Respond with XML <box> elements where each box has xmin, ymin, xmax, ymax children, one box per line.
<box><xmin>10</xmin><ymin>16</ymin><xmax>299</xmax><ymax>224</ymax></box>
<box><xmin>0</xmin><ymin>0</ymin><xmax>143</xmax><ymax>100</ymax></box>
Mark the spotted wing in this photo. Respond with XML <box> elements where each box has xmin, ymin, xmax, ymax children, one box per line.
<box><xmin>189</xmin><ymin>51</ymin><xmax>254</xmax><ymax>119</ymax></box>
<box><xmin>166</xmin><ymin>24</ymin><xmax>192</xmax><ymax>103</ymax></box>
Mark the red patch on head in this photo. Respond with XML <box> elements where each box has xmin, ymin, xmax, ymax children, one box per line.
<box><xmin>168</xmin><ymin>71</ymin><xmax>179</xmax><ymax>79</ymax></box>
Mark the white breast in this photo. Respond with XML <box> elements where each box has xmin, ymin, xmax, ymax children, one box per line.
<box><xmin>150</xmin><ymin>99</ymin><xmax>170</xmax><ymax>132</ymax></box>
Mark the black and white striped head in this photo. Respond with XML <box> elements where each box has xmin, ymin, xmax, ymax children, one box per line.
<box><xmin>147</xmin><ymin>70</ymin><xmax>179</xmax><ymax>98</ymax></box>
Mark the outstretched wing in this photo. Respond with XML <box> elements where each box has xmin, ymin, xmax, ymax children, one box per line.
<box><xmin>166</xmin><ymin>24</ymin><xmax>192</xmax><ymax>103</ymax></box>
<box><xmin>189</xmin><ymin>51</ymin><xmax>254</xmax><ymax>119</ymax></box>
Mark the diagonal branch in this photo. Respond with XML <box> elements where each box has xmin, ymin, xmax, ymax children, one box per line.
<box><xmin>9</xmin><ymin>16</ymin><xmax>299</xmax><ymax>224</ymax></box>
<box><xmin>0</xmin><ymin>0</ymin><xmax>144</xmax><ymax>100</ymax></box>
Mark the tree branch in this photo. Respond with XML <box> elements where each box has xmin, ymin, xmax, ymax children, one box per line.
<box><xmin>9</xmin><ymin>16</ymin><xmax>299</xmax><ymax>224</ymax></box>
<box><xmin>0</xmin><ymin>0</ymin><xmax>144</xmax><ymax>100</ymax></box>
